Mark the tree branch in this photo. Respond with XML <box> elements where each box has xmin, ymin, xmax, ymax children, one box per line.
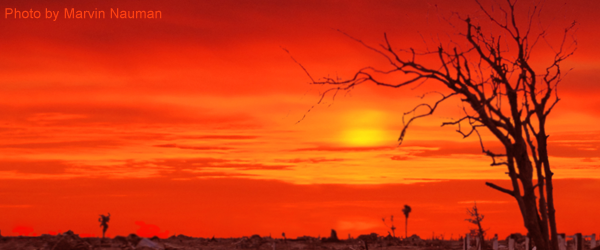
<box><xmin>485</xmin><ymin>182</ymin><xmax>515</xmax><ymax>197</ymax></box>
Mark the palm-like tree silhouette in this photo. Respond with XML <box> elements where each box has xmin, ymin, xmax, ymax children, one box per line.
<box><xmin>402</xmin><ymin>205</ymin><xmax>411</xmax><ymax>238</ymax></box>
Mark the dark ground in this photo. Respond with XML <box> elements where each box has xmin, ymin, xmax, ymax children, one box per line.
<box><xmin>2</xmin><ymin>231</ymin><xmax>592</xmax><ymax>250</ymax></box>
<box><xmin>0</xmin><ymin>231</ymin><xmax>468</xmax><ymax>250</ymax></box>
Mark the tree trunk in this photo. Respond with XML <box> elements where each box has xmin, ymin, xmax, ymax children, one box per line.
<box><xmin>514</xmin><ymin>141</ymin><xmax>551</xmax><ymax>250</ymax></box>
<box><xmin>405</xmin><ymin>217</ymin><xmax>408</xmax><ymax>239</ymax></box>
<box><xmin>538</xmin><ymin>124</ymin><xmax>559</xmax><ymax>250</ymax></box>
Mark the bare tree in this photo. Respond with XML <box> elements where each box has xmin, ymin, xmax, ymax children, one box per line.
<box><xmin>466</xmin><ymin>202</ymin><xmax>488</xmax><ymax>250</ymax></box>
<box><xmin>292</xmin><ymin>1</ymin><xmax>576</xmax><ymax>250</ymax></box>
<box><xmin>382</xmin><ymin>215</ymin><xmax>397</xmax><ymax>238</ymax></box>
<box><xmin>99</xmin><ymin>213</ymin><xmax>110</xmax><ymax>239</ymax></box>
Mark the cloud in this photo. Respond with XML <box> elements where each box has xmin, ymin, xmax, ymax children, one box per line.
<box><xmin>155</xmin><ymin>158</ymin><xmax>292</xmax><ymax>171</ymax></box>
<box><xmin>402</xmin><ymin>178</ymin><xmax>449</xmax><ymax>181</ymax></box>
<box><xmin>397</xmin><ymin>134</ymin><xmax>600</xmax><ymax>158</ymax></box>
<box><xmin>26</xmin><ymin>112</ymin><xmax>87</xmax><ymax>124</ymax></box>
<box><xmin>581</xmin><ymin>158</ymin><xmax>597</xmax><ymax>162</ymax></box>
<box><xmin>0</xmin><ymin>140</ymin><xmax>122</xmax><ymax>149</ymax></box>
<box><xmin>457</xmin><ymin>200</ymin><xmax>511</xmax><ymax>204</ymax></box>
<box><xmin>289</xmin><ymin>141</ymin><xmax>502</xmax><ymax>159</ymax></box>
<box><xmin>66</xmin><ymin>161</ymin><xmax>168</xmax><ymax>179</ymax></box>
<box><xmin>152</xmin><ymin>158</ymin><xmax>227</xmax><ymax>168</ymax></box>
<box><xmin>193</xmin><ymin>172</ymin><xmax>259</xmax><ymax>178</ymax></box>
<box><xmin>163</xmin><ymin>171</ymin><xmax>258</xmax><ymax>180</ymax></box>
<box><xmin>153</xmin><ymin>144</ymin><xmax>233</xmax><ymax>150</ymax></box>
<box><xmin>556</xmin><ymin>165</ymin><xmax>600</xmax><ymax>170</ymax></box>
<box><xmin>547</xmin><ymin>132</ymin><xmax>600</xmax><ymax>158</ymax></box>
<box><xmin>117</xmin><ymin>132</ymin><xmax>173</xmax><ymax>141</ymax></box>
<box><xmin>180</xmin><ymin>135</ymin><xmax>259</xmax><ymax>140</ymax></box>
<box><xmin>0</xmin><ymin>160</ymin><xmax>72</xmax><ymax>174</ymax></box>
<box><xmin>276</xmin><ymin>158</ymin><xmax>344</xmax><ymax>164</ymax></box>
<box><xmin>390</xmin><ymin>155</ymin><xmax>410</xmax><ymax>161</ymax></box>
<box><xmin>0</xmin><ymin>103</ymin><xmax>259</xmax><ymax>129</ymax></box>
<box><xmin>0</xmin><ymin>147</ymin><xmax>295</xmax><ymax>178</ymax></box>
<box><xmin>292</xmin><ymin>146</ymin><xmax>394</xmax><ymax>152</ymax></box>
<box><xmin>403</xmin><ymin>141</ymin><xmax>500</xmax><ymax>157</ymax></box>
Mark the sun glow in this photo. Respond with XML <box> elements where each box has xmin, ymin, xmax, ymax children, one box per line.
<box><xmin>342</xmin><ymin>128</ymin><xmax>387</xmax><ymax>146</ymax></box>
<box><xmin>340</xmin><ymin>110</ymin><xmax>389</xmax><ymax>146</ymax></box>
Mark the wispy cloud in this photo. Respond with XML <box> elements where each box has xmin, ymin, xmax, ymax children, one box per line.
<box><xmin>275</xmin><ymin>158</ymin><xmax>344</xmax><ymax>164</ymax></box>
<box><xmin>390</xmin><ymin>155</ymin><xmax>410</xmax><ymax>161</ymax></box>
<box><xmin>179</xmin><ymin>135</ymin><xmax>259</xmax><ymax>140</ymax></box>
<box><xmin>153</xmin><ymin>144</ymin><xmax>233</xmax><ymax>150</ymax></box>
<box><xmin>0</xmin><ymin>160</ymin><xmax>73</xmax><ymax>174</ymax></box>
<box><xmin>292</xmin><ymin>146</ymin><xmax>394</xmax><ymax>152</ymax></box>
<box><xmin>0</xmin><ymin>140</ymin><xmax>122</xmax><ymax>149</ymax></box>
<box><xmin>457</xmin><ymin>200</ymin><xmax>511</xmax><ymax>204</ymax></box>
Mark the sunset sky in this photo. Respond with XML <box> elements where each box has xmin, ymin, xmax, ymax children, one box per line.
<box><xmin>1</xmin><ymin>0</ymin><xmax>599</xmax><ymax>239</ymax></box>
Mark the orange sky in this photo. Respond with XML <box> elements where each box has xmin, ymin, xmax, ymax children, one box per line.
<box><xmin>0</xmin><ymin>0</ymin><xmax>599</xmax><ymax>239</ymax></box>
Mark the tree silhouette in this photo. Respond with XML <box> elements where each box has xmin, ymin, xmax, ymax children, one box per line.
<box><xmin>99</xmin><ymin>213</ymin><xmax>110</xmax><ymax>239</ymax></box>
<box><xmin>402</xmin><ymin>205</ymin><xmax>411</xmax><ymax>238</ymax></box>
<box><xmin>294</xmin><ymin>1</ymin><xmax>576</xmax><ymax>250</ymax></box>
<box><xmin>466</xmin><ymin>202</ymin><xmax>487</xmax><ymax>250</ymax></box>
<box><xmin>382</xmin><ymin>215</ymin><xmax>397</xmax><ymax>238</ymax></box>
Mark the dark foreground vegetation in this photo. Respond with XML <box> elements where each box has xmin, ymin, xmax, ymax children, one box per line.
<box><xmin>2</xmin><ymin>230</ymin><xmax>597</xmax><ymax>250</ymax></box>
<box><xmin>0</xmin><ymin>230</ymin><xmax>469</xmax><ymax>250</ymax></box>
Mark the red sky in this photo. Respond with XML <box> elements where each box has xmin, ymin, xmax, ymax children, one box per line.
<box><xmin>0</xmin><ymin>0</ymin><xmax>599</xmax><ymax>239</ymax></box>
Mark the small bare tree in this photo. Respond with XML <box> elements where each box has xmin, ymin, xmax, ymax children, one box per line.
<box><xmin>291</xmin><ymin>1</ymin><xmax>576</xmax><ymax>250</ymax></box>
<box><xmin>382</xmin><ymin>215</ymin><xmax>397</xmax><ymax>238</ymax></box>
<box><xmin>99</xmin><ymin>213</ymin><xmax>110</xmax><ymax>239</ymax></box>
<box><xmin>466</xmin><ymin>202</ymin><xmax>487</xmax><ymax>250</ymax></box>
